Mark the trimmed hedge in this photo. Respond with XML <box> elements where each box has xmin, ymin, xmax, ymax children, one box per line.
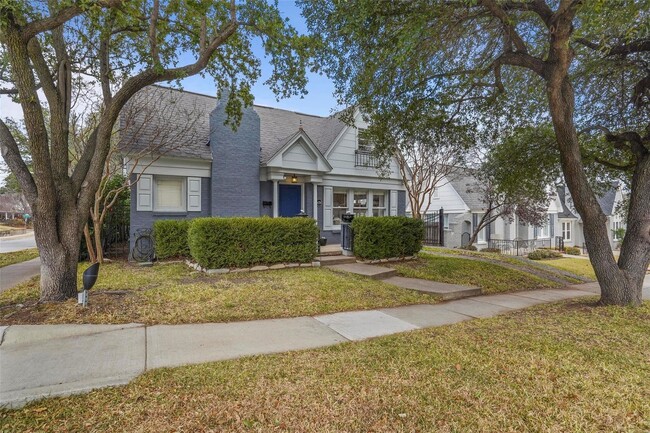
<box><xmin>153</xmin><ymin>219</ymin><xmax>191</xmax><ymax>259</ymax></box>
<box><xmin>351</xmin><ymin>216</ymin><xmax>424</xmax><ymax>260</ymax></box>
<box><xmin>565</xmin><ymin>246</ymin><xmax>581</xmax><ymax>255</ymax></box>
<box><xmin>528</xmin><ymin>249</ymin><xmax>563</xmax><ymax>260</ymax></box>
<box><xmin>188</xmin><ymin>217</ymin><xmax>319</xmax><ymax>269</ymax></box>
<box><xmin>480</xmin><ymin>247</ymin><xmax>501</xmax><ymax>253</ymax></box>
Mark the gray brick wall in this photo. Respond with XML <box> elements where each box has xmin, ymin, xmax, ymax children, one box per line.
<box><xmin>210</xmin><ymin>101</ymin><xmax>261</xmax><ymax>217</ymax></box>
<box><xmin>129</xmin><ymin>175</ymin><xmax>210</xmax><ymax>257</ymax></box>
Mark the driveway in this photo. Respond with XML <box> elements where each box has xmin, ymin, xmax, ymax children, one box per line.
<box><xmin>0</xmin><ymin>233</ymin><xmax>36</xmax><ymax>253</ymax></box>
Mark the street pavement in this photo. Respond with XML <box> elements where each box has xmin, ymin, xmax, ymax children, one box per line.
<box><xmin>0</xmin><ymin>233</ymin><xmax>36</xmax><ymax>253</ymax></box>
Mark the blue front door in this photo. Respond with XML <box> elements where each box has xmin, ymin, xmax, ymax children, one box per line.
<box><xmin>279</xmin><ymin>184</ymin><xmax>302</xmax><ymax>217</ymax></box>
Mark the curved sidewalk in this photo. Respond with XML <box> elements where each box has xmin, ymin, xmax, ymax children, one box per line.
<box><xmin>0</xmin><ymin>258</ymin><xmax>41</xmax><ymax>293</ymax></box>
<box><xmin>5</xmin><ymin>281</ymin><xmax>639</xmax><ymax>409</ymax></box>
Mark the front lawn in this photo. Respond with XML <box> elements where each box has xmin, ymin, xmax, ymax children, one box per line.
<box><xmin>392</xmin><ymin>254</ymin><xmax>561</xmax><ymax>294</ymax></box>
<box><xmin>0</xmin><ymin>248</ymin><xmax>39</xmax><ymax>268</ymax></box>
<box><xmin>0</xmin><ymin>261</ymin><xmax>437</xmax><ymax>325</ymax></box>
<box><xmin>542</xmin><ymin>257</ymin><xmax>597</xmax><ymax>280</ymax></box>
<box><xmin>3</xmin><ymin>300</ymin><xmax>648</xmax><ymax>432</ymax></box>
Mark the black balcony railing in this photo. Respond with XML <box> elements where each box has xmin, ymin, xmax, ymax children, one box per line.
<box><xmin>354</xmin><ymin>150</ymin><xmax>378</xmax><ymax>167</ymax></box>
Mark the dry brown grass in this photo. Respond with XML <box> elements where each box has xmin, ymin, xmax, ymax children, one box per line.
<box><xmin>2</xmin><ymin>300</ymin><xmax>649</xmax><ymax>432</ymax></box>
<box><xmin>0</xmin><ymin>261</ymin><xmax>437</xmax><ymax>325</ymax></box>
<box><xmin>392</xmin><ymin>253</ymin><xmax>561</xmax><ymax>294</ymax></box>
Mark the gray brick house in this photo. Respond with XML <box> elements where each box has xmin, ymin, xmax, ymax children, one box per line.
<box><xmin>123</xmin><ymin>86</ymin><xmax>407</xmax><ymax>253</ymax></box>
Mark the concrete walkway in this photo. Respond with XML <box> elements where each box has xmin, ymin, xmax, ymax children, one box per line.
<box><xmin>0</xmin><ymin>257</ymin><xmax>41</xmax><ymax>293</ymax></box>
<box><xmin>329</xmin><ymin>262</ymin><xmax>481</xmax><ymax>299</ymax></box>
<box><xmin>2</xmin><ymin>282</ymin><xmax>630</xmax><ymax>408</ymax></box>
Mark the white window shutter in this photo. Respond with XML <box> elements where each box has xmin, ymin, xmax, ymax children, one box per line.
<box><xmin>323</xmin><ymin>186</ymin><xmax>333</xmax><ymax>230</ymax></box>
<box><xmin>187</xmin><ymin>177</ymin><xmax>202</xmax><ymax>212</ymax></box>
<box><xmin>390</xmin><ymin>190</ymin><xmax>398</xmax><ymax>216</ymax></box>
<box><xmin>137</xmin><ymin>174</ymin><xmax>153</xmax><ymax>211</ymax></box>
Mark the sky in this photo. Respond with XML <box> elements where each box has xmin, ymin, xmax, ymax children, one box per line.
<box><xmin>0</xmin><ymin>1</ymin><xmax>338</xmax><ymax>182</ymax></box>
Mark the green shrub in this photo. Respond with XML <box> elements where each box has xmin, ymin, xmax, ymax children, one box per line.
<box><xmin>527</xmin><ymin>249</ymin><xmax>563</xmax><ymax>260</ymax></box>
<box><xmin>480</xmin><ymin>247</ymin><xmax>501</xmax><ymax>253</ymax></box>
<box><xmin>188</xmin><ymin>217</ymin><xmax>318</xmax><ymax>269</ymax></box>
<box><xmin>461</xmin><ymin>245</ymin><xmax>478</xmax><ymax>251</ymax></box>
<box><xmin>154</xmin><ymin>220</ymin><xmax>191</xmax><ymax>259</ymax></box>
<box><xmin>565</xmin><ymin>246</ymin><xmax>581</xmax><ymax>255</ymax></box>
<box><xmin>351</xmin><ymin>216</ymin><xmax>424</xmax><ymax>260</ymax></box>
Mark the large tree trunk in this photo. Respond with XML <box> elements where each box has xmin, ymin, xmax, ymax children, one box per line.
<box><xmin>33</xmin><ymin>200</ymin><xmax>82</xmax><ymax>301</ymax></box>
<box><xmin>547</xmin><ymin>78</ymin><xmax>645</xmax><ymax>305</ymax></box>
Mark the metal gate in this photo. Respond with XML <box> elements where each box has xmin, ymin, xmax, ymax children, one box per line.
<box><xmin>423</xmin><ymin>208</ymin><xmax>445</xmax><ymax>246</ymax></box>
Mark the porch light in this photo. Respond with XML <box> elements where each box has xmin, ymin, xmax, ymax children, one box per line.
<box><xmin>291</xmin><ymin>174</ymin><xmax>298</xmax><ymax>183</ymax></box>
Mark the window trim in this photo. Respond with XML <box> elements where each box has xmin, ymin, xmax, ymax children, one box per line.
<box><xmin>357</xmin><ymin>128</ymin><xmax>373</xmax><ymax>152</ymax></box>
<box><xmin>153</xmin><ymin>176</ymin><xmax>187</xmax><ymax>213</ymax></box>
<box><xmin>562</xmin><ymin>221</ymin><xmax>572</xmax><ymax>241</ymax></box>
<box><xmin>332</xmin><ymin>189</ymin><xmax>348</xmax><ymax>228</ymax></box>
<box><xmin>353</xmin><ymin>190</ymin><xmax>368</xmax><ymax>217</ymax></box>
<box><xmin>371</xmin><ymin>191</ymin><xmax>387</xmax><ymax>217</ymax></box>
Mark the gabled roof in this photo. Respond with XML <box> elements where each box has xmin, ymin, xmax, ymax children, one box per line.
<box><xmin>256</xmin><ymin>106</ymin><xmax>347</xmax><ymax>164</ymax></box>
<box><xmin>447</xmin><ymin>170</ymin><xmax>485</xmax><ymax>211</ymax></box>
<box><xmin>556</xmin><ymin>186</ymin><xmax>578</xmax><ymax>219</ymax></box>
<box><xmin>263</xmin><ymin>129</ymin><xmax>333</xmax><ymax>172</ymax></box>
<box><xmin>119</xmin><ymin>85</ymin><xmax>348</xmax><ymax>164</ymax></box>
<box><xmin>0</xmin><ymin>193</ymin><xmax>30</xmax><ymax>214</ymax></box>
<box><xmin>556</xmin><ymin>183</ymin><xmax>619</xmax><ymax>218</ymax></box>
<box><xmin>119</xmin><ymin>85</ymin><xmax>214</xmax><ymax>160</ymax></box>
<box><xmin>596</xmin><ymin>187</ymin><xmax>618</xmax><ymax>216</ymax></box>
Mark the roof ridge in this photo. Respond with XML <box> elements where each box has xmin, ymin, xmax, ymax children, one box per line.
<box><xmin>150</xmin><ymin>84</ymin><xmax>337</xmax><ymax>119</ymax></box>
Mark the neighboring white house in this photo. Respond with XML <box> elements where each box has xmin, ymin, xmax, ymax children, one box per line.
<box><xmin>410</xmin><ymin>170</ymin><xmax>626</xmax><ymax>251</ymax></box>
<box><xmin>556</xmin><ymin>182</ymin><xmax>626</xmax><ymax>250</ymax></box>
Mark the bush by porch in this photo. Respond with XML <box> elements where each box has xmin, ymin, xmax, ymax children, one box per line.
<box><xmin>188</xmin><ymin>217</ymin><xmax>319</xmax><ymax>269</ymax></box>
<box><xmin>351</xmin><ymin>216</ymin><xmax>424</xmax><ymax>260</ymax></box>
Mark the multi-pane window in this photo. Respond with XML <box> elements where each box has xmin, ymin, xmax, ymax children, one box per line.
<box><xmin>372</xmin><ymin>193</ymin><xmax>386</xmax><ymax>216</ymax></box>
<box><xmin>443</xmin><ymin>214</ymin><xmax>450</xmax><ymax>230</ymax></box>
<box><xmin>358</xmin><ymin>129</ymin><xmax>373</xmax><ymax>152</ymax></box>
<box><xmin>332</xmin><ymin>190</ymin><xmax>348</xmax><ymax>226</ymax></box>
<box><xmin>612</xmin><ymin>221</ymin><xmax>623</xmax><ymax>240</ymax></box>
<box><xmin>353</xmin><ymin>192</ymin><xmax>368</xmax><ymax>217</ymax></box>
<box><xmin>538</xmin><ymin>216</ymin><xmax>550</xmax><ymax>238</ymax></box>
<box><xmin>562</xmin><ymin>221</ymin><xmax>572</xmax><ymax>241</ymax></box>
<box><xmin>154</xmin><ymin>176</ymin><xmax>185</xmax><ymax>212</ymax></box>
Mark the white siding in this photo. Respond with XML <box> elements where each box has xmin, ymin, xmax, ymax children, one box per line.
<box><xmin>407</xmin><ymin>177</ymin><xmax>469</xmax><ymax>215</ymax></box>
<box><xmin>325</xmin><ymin>112</ymin><xmax>402</xmax><ymax>180</ymax></box>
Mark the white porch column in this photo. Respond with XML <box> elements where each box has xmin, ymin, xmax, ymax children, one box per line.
<box><xmin>313</xmin><ymin>183</ymin><xmax>318</xmax><ymax>222</ymax></box>
<box><xmin>272</xmin><ymin>180</ymin><xmax>279</xmax><ymax>218</ymax></box>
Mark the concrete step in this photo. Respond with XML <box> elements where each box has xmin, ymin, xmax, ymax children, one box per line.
<box><xmin>328</xmin><ymin>263</ymin><xmax>397</xmax><ymax>280</ymax></box>
<box><xmin>382</xmin><ymin>276</ymin><xmax>481</xmax><ymax>300</ymax></box>
<box><xmin>318</xmin><ymin>255</ymin><xmax>357</xmax><ymax>266</ymax></box>
<box><xmin>318</xmin><ymin>250</ymin><xmax>343</xmax><ymax>257</ymax></box>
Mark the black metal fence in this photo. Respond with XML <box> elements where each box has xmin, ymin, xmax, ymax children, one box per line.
<box><xmin>423</xmin><ymin>209</ymin><xmax>445</xmax><ymax>246</ymax></box>
<box><xmin>554</xmin><ymin>236</ymin><xmax>565</xmax><ymax>251</ymax></box>
<box><xmin>488</xmin><ymin>238</ymin><xmax>552</xmax><ymax>256</ymax></box>
<box><xmin>354</xmin><ymin>150</ymin><xmax>378</xmax><ymax>168</ymax></box>
<box><xmin>80</xmin><ymin>201</ymin><xmax>130</xmax><ymax>261</ymax></box>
